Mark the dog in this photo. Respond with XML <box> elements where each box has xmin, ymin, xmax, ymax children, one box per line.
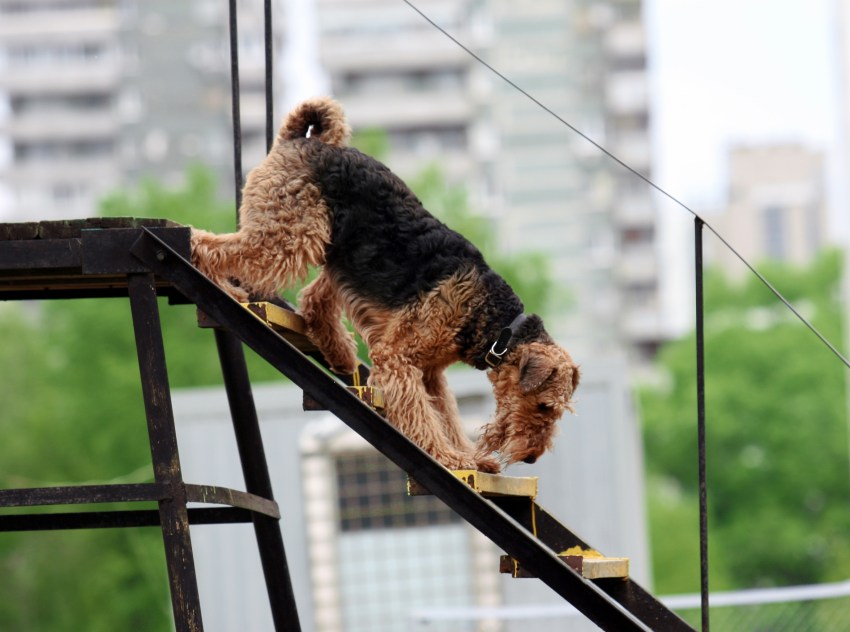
<box><xmin>191</xmin><ymin>97</ymin><xmax>579</xmax><ymax>473</ymax></box>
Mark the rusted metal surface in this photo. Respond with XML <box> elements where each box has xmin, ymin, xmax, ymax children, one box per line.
<box><xmin>198</xmin><ymin>301</ymin><xmax>317</xmax><ymax>353</ymax></box>
<box><xmin>128</xmin><ymin>272</ymin><xmax>204</xmax><ymax>632</ymax></box>
<box><xmin>500</xmin><ymin>553</ymin><xmax>630</xmax><ymax>580</ymax></box>
<box><xmin>493</xmin><ymin>497</ymin><xmax>692</xmax><ymax>630</ymax></box>
<box><xmin>0</xmin><ymin>508</ymin><xmax>255</xmax><ymax>533</ymax></box>
<box><xmin>0</xmin><ymin>483</ymin><xmax>167</xmax><ymax>507</ymax></box>
<box><xmin>0</xmin><ymin>222</ymin><xmax>693</xmax><ymax>632</ymax></box>
<box><xmin>185</xmin><ymin>484</ymin><xmax>281</xmax><ymax>519</ymax></box>
<box><xmin>0</xmin><ymin>217</ymin><xmax>180</xmax><ymax>241</ymax></box>
<box><xmin>0</xmin><ymin>218</ymin><xmax>190</xmax><ymax>300</ymax></box>
<box><xmin>0</xmin><ymin>230</ymin><xmax>297</xmax><ymax>632</ymax></box>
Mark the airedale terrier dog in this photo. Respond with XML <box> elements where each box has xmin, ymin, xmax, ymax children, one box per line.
<box><xmin>191</xmin><ymin>97</ymin><xmax>579</xmax><ymax>473</ymax></box>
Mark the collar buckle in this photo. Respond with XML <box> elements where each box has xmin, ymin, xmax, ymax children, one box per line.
<box><xmin>484</xmin><ymin>337</ymin><xmax>510</xmax><ymax>368</ymax></box>
<box><xmin>480</xmin><ymin>313</ymin><xmax>527</xmax><ymax>369</ymax></box>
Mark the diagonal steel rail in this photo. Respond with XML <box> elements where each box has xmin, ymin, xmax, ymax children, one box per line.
<box><xmin>131</xmin><ymin>227</ymin><xmax>690</xmax><ymax>631</ymax></box>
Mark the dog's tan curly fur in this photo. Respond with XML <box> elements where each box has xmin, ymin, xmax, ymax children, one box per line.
<box><xmin>192</xmin><ymin>96</ymin><xmax>579</xmax><ymax>473</ymax></box>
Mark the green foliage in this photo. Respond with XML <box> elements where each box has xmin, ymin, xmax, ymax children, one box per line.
<box><xmin>351</xmin><ymin>127</ymin><xmax>391</xmax><ymax>159</ymax></box>
<box><xmin>640</xmin><ymin>250</ymin><xmax>850</xmax><ymax>593</ymax></box>
<box><xmin>0</xmin><ymin>296</ymin><xmax>172</xmax><ymax>631</ymax></box>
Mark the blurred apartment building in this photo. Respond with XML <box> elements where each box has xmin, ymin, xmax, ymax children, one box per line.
<box><xmin>316</xmin><ymin>0</ymin><xmax>664</xmax><ymax>364</ymax></box>
<box><xmin>0</xmin><ymin>0</ymin><xmax>273</xmax><ymax>221</ymax></box>
<box><xmin>710</xmin><ymin>144</ymin><xmax>828</xmax><ymax>279</ymax></box>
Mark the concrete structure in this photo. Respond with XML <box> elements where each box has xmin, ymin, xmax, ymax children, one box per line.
<box><xmin>174</xmin><ymin>363</ymin><xmax>648</xmax><ymax>632</ymax></box>
<box><xmin>711</xmin><ymin>144</ymin><xmax>828</xmax><ymax>279</ymax></box>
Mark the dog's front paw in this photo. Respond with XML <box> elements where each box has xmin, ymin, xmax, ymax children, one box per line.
<box><xmin>223</xmin><ymin>282</ymin><xmax>250</xmax><ymax>303</ymax></box>
<box><xmin>474</xmin><ymin>454</ymin><xmax>502</xmax><ymax>474</ymax></box>
<box><xmin>437</xmin><ymin>451</ymin><xmax>495</xmax><ymax>473</ymax></box>
<box><xmin>329</xmin><ymin>358</ymin><xmax>358</xmax><ymax>377</ymax></box>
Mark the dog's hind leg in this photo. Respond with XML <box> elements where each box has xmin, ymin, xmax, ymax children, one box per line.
<box><xmin>299</xmin><ymin>270</ymin><xmax>358</xmax><ymax>375</ymax></box>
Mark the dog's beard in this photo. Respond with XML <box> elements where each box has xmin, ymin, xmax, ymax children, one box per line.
<box><xmin>476</xmin><ymin>406</ymin><xmax>559</xmax><ymax>468</ymax></box>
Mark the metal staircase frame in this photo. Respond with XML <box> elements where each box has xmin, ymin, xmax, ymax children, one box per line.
<box><xmin>129</xmin><ymin>225</ymin><xmax>694</xmax><ymax>631</ymax></box>
<box><xmin>0</xmin><ymin>219</ymin><xmax>695</xmax><ymax>630</ymax></box>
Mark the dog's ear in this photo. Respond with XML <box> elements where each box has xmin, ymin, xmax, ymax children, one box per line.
<box><xmin>570</xmin><ymin>364</ymin><xmax>580</xmax><ymax>394</ymax></box>
<box><xmin>519</xmin><ymin>350</ymin><xmax>556</xmax><ymax>394</ymax></box>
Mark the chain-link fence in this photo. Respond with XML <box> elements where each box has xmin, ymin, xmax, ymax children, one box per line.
<box><xmin>411</xmin><ymin>580</ymin><xmax>850</xmax><ymax>631</ymax></box>
<box><xmin>669</xmin><ymin>581</ymin><xmax>850</xmax><ymax>631</ymax></box>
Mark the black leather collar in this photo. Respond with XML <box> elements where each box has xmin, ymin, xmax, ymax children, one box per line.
<box><xmin>477</xmin><ymin>313</ymin><xmax>527</xmax><ymax>370</ymax></box>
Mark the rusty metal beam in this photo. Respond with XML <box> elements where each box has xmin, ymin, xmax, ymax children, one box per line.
<box><xmin>128</xmin><ymin>272</ymin><xmax>203</xmax><ymax>632</ymax></box>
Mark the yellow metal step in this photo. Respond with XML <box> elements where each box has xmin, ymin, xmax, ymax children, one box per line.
<box><xmin>408</xmin><ymin>470</ymin><xmax>538</xmax><ymax>499</ymax></box>
<box><xmin>500</xmin><ymin>547</ymin><xmax>629</xmax><ymax>580</ymax></box>
<box><xmin>198</xmin><ymin>301</ymin><xmax>317</xmax><ymax>352</ymax></box>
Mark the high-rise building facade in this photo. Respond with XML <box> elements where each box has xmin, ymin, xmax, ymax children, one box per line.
<box><xmin>0</xmin><ymin>0</ymin><xmax>275</xmax><ymax>221</ymax></box>
<box><xmin>0</xmin><ymin>0</ymin><xmax>123</xmax><ymax>219</ymax></box>
<box><xmin>711</xmin><ymin>144</ymin><xmax>828</xmax><ymax>278</ymax></box>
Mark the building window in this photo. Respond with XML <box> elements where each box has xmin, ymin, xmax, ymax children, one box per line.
<box><xmin>11</xmin><ymin>93</ymin><xmax>112</xmax><ymax>115</ymax></box>
<box><xmin>337</xmin><ymin>67</ymin><xmax>465</xmax><ymax>95</ymax></box>
<box><xmin>387</xmin><ymin>125</ymin><xmax>468</xmax><ymax>154</ymax></box>
<box><xmin>805</xmin><ymin>202</ymin><xmax>823</xmax><ymax>257</ymax></box>
<box><xmin>763</xmin><ymin>205</ymin><xmax>786</xmax><ymax>260</ymax></box>
<box><xmin>15</xmin><ymin>140</ymin><xmax>114</xmax><ymax>161</ymax></box>
<box><xmin>335</xmin><ymin>451</ymin><xmax>460</xmax><ymax>532</ymax></box>
<box><xmin>620</xmin><ymin>225</ymin><xmax>653</xmax><ymax>249</ymax></box>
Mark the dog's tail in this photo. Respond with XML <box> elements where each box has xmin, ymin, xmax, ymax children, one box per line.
<box><xmin>278</xmin><ymin>97</ymin><xmax>351</xmax><ymax>147</ymax></box>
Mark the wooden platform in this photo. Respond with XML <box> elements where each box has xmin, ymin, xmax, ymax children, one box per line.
<box><xmin>408</xmin><ymin>470</ymin><xmax>538</xmax><ymax>499</ymax></box>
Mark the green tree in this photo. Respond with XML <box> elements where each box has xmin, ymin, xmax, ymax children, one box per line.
<box><xmin>639</xmin><ymin>250</ymin><xmax>850</xmax><ymax>593</ymax></box>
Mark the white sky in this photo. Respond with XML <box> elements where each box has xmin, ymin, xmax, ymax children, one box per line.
<box><xmin>645</xmin><ymin>0</ymin><xmax>843</xmax><ymax>218</ymax></box>
<box><xmin>643</xmin><ymin>0</ymin><xmax>847</xmax><ymax>331</ymax></box>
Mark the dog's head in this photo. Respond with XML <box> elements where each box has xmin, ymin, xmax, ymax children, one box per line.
<box><xmin>477</xmin><ymin>340</ymin><xmax>579</xmax><ymax>468</ymax></box>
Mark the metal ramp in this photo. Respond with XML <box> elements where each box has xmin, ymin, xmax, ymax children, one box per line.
<box><xmin>0</xmin><ymin>218</ymin><xmax>695</xmax><ymax>631</ymax></box>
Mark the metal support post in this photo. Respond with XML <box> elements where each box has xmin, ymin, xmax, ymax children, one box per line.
<box><xmin>128</xmin><ymin>272</ymin><xmax>204</xmax><ymax>632</ymax></box>
<box><xmin>694</xmin><ymin>217</ymin><xmax>710</xmax><ymax>632</ymax></box>
<box><xmin>214</xmin><ymin>330</ymin><xmax>302</xmax><ymax>631</ymax></box>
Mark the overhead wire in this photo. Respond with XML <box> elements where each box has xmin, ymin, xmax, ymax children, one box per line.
<box><xmin>401</xmin><ymin>0</ymin><xmax>850</xmax><ymax>370</ymax></box>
